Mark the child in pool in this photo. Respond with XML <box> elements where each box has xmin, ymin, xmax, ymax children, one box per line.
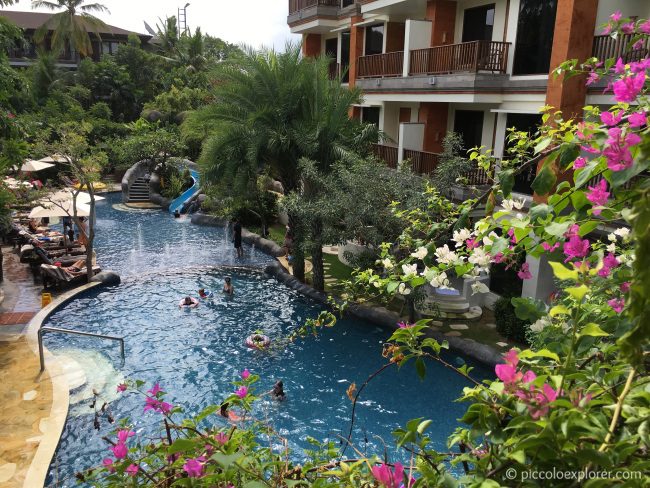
<box><xmin>198</xmin><ymin>288</ymin><xmax>212</xmax><ymax>298</ymax></box>
<box><xmin>223</xmin><ymin>277</ymin><xmax>234</xmax><ymax>295</ymax></box>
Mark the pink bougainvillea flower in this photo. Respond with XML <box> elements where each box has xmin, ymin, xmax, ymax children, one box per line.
<box><xmin>633</xmin><ymin>40</ymin><xmax>645</xmax><ymax>51</ymax></box>
<box><xmin>116</xmin><ymin>383</ymin><xmax>127</xmax><ymax>393</ymax></box>
<box><xmin>144</xmin><ymin>396</ymin><xmax>173</xmax><ymax>415</ymax></box>
<box><xmin>147</xmin><ymin>383</ymin><xmax>163</xmax><ymax>396</ymax></box>
<box><xmin>640</xmin><ymin>19</ymin><xmax>650</xmax><ymax>34</ymax></box>
<box><xmin>492</xmin><ymin>252</ymin><xmax>505</xmax><ymax>264</ymax></box>
<box><xmin>522</xmin><ymin>370</ymin><xmax>537</xmax><ymax>384</ymax></box>
<box><xmin>600</xmin><ymin>111</ymin><xmax>622</xmax><ymax>126</ymax></box>
<box><xmin>517</xmin><ymin>263</ymin><xmax>533</xmax><ymax>280</ymax></box>
<box><xmin>241</xmin><ymin>369</ymin><xmax>251</xmax><ymax>380</ymax></box>
<box><xmin>628</xmin><ymin>111</ymin><xmax>647</xmax><ymax>128</ymax></box>
<box><xmin>612</xmin><ymin>73</ymin><xmax>646</xmax><ymax>103</ymax></box>
<box><xmin>586</xmin><ymin>72</ymin><xmax>600</xmax><ymax>86</ymax></box>
<box><xmin>610</xmin><ymin>11</ymin><xmax>622</xmax><ymax>22</ymax></box>
<box><xmin>563</xmin><ymin>235</ymin><xmax>590</xmax><ymax>262</ymax></box>
<box><xmin>542</xmin><ymin>242</ymin><xmax>560</xmax><ymax>252</ymax></box>
<box><xmin>580</xmin><ymin>144</ymin><xmax>600</xmax><ymax>155</ymax></box>
<box><xmin>507</xmin><ymin>228</ymin><xmax>517</xmax><ymax>244</ymax></box>
<box><xmin>117</xmin><ymin>429</ymin><xmax>135</xmax><ymax>444</ymax></box>
<box><xmin>573</xmin><ymin>157</ymin><xmax>587</xmax><ymax>169</ymax></box>
<box><xmin>586</xmin><ymin>179</ymin><xmax>610</xmax><ymax>215</ymax></box>
<box><xmin>604</xmin><ymin>128</ymin><xmax>641</xmax><ymax>172</ymax></box>
<box><xmin>504</xmin><ymin>348</ymin><xmax>519</xmax><ymax>367</ymax></box>
<box><xmin>215</xmin><ymin>432</ymin><xmax>229</xmax><ymax>445</ymax></box>
<box><xmin>621</xmin><ymin>22</ymin><xmax>635</xmax><ymax>34</ymax></box>
<box><xmin>573</xmin><ymin>260</ymin><xmax>591</xmax><ymax>272</ymax></box>
<box><xmin>183</xmin><ymin>458</ymin><xmax>204</xmax><ymax>478</ymax></box>
<box><xmin>528</xmin><ymin>384</ymin><xmax>559</xmax><ymax>419</ymax></box>
<box><xmin>496</xmin><ymin>363</ymin><xmax>519</xmax><ymax>384</ymax></box>
<box><xmin>608</xmin><ymin>298</ymin><xmax>625</xmax><ymax>313</ymax></box>
<box><xmin>126</xmin><ymin>464</ymin><xmax>139</xmax><ymax>477</ymax></box>
<box><xmin>398</xmin><ymin>322</ymin><xmax>414</xmax><ymax>329</ymax></box>
<box><xmin>102</xmin><ymin>458</ymin><xmax>115</xmax><ymax>473</ymax></box>
<box><xmin>620</xmin><ymin>281</ymin><xmax>631</xmax><ymax>293</ymax></box>
<box><xmin>111</xmin><ymin>443</ymin><xmax>128</xmax><ymax>460</ymax></box>
<box><xmin>564</xmin><ymin>224</ymin><xmax>581</xmax><ymax>238</ymax></box>
<box><xmin>630</xmin><ymin>58</ymin><xmax>650</xmax><ymax>73</ymax></box>
<box><xmin>235</xmin><ymin>386</ymin><xmax>248</xmax><ymax>399</ymax></box>
<box><xmin>371</xmin><ymin>462</ymin><xmax>406</xmax><ymax>488</ymax></box>
<box><xmin>603</xmin><ymin>253</ymin><xmax>620</xmax><ymax>269</ymax></box>
<box><xmin>466</xmin><ymin>238</ymin><xmax>479</xmax><ymax>250</ymax></box>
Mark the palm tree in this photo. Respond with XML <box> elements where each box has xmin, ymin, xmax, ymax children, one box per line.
<box><xmin>191</xmin><ymin>44</ymin><xmax>376</xmax><ymax>287</ymax></box>
<box><xmin>32</xmin><ymin>0</ymin><xmax>109</xmax><ymax>59</ymax></box>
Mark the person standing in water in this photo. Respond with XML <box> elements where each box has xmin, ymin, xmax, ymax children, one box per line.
<box><xmin>232</xmin><ymin>218</ymin><xmax>243</xmax><ymax>258</ymax></box>
<box><xmin>272</xmin><ymin>381</ymin><xmax>286</xmax><ymax>401</ymax></box>
<box><xmin>223</xmin><ymin>277</ymin><xmax>234</xmax><ymax>295</ymax></box>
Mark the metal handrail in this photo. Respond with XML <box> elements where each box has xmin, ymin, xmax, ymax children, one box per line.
<box><xmin>38</xmin><ymin>326</ymin><xmax>125</xmax><ymax>372</ymax></box>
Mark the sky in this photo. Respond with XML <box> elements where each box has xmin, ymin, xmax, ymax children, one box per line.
<box><xmin>9</xmin><ymin>0</ymin><xmax>300</xmax><ymax>49</ymax></box>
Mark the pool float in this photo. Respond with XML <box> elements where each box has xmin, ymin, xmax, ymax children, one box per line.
<box><xmin>179</xmin><ymin>297</ymin><xmax>199</xmax><ymax>308</ymax></box>
<box><xmin>199</xmin><ymin>290</ymin><xmax>214</xmax><ymax>299</ymax></box>
<box><xmin>245</xmin><ymin>333</ymin><xmax>271</xmax><ymax>349</ymax></box>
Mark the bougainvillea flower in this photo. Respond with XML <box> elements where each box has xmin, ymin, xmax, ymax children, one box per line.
<box><xmin>573</xmin><ymin>157</ymin><xmax>587</xmax><ymax>169</ymax></box>
<box><xmin>235</xmin><ymin>386</ymin><xmax>248</xmax><ymax>399</ymax></box>
<box><xmin>603</xmin><ymin>129</ymin><xmax>640</xmax><ymax>172</ymax></box>
<box><xmin>612</xmin><ymin>73</ymin><xmax>646</xmax><ymax>103</ymax></box>
<box><xmin>563</xmin><ymin>236</ymin><xmax>590</xmax><ymax>262</ymax></box>
<box><xmin>102</xmin><ymin>458</ymin><xmax>115</xmax><ymax>472</ymax></box>
<box><xmin>398</xmin><ymin>322</ymin><xmax>414</xmax><ymax>328</ymax></box>
<box><xmin>144</xmin><ymin>396</ymin><xmax>173</xmax><ymax>414</ymax></box>
<box><xmin>215</xmin><ymin>432</ymin><xmax>229</xmax><ymax>445</ymax></box>
<box><xmin>620</xmin><ymin>282</ymin><xmax>631</xmax><ymax>293</ymax></box>
<box><xmin>371</xmin><ymin>462</ymin><xmax>406</xmax><ymax>488</ymax></box>
<box><xmin>608</xmin><ymin>298</ymin><xmax>625</xmax><ymax>313</ymax></box>
<box><xmin>504</xmin><ymin>348</ymin><xmax>519</xmax><ymax>367</ymax></box>
<box><xmin>241</xmin><ymin>369</ymin><xmax>250</xmax><ymax>380</ymax></box>
<box><xmin>610</xmin><ymin>11</ymin><xmax>622</xmax><ymax>21</ymax></box>
<box><xmin>542</xmin><ymin>242</ymin><xmax>560</xmax><ymax>252</ymax></box>
<box><xmin>147</xmin><ymin>383</ymin><xmax>163</xmax><ymax>396</ymax></box>
<box><xmin>183</xmin><ymin>458</ymin><xmax>204</xmax><ymax>478</ymax></box>
<box><xmin>600</xmin><ymin>111</ymin><xmax>622</xmax><ymax>126</ymax></box>
<box><xmin>117</xmin><ymin>429</ymin><xmax>135</xmax><ymax>444</ymax></box>
<box><xmin>586</xmin><ymin>72</ymin><xmax>599</xmax><ymax>86</ymax></box>
<box><xmin>586</xmin><ymin>179</ymin><xmax>610</xmax><ymax>214</ymax></box>
<box><xmin>640</xmin><ymin>19</ymin><xmax>650</xmax><ymax>34</ymax></box>
<box><xmin>111</xmin><ymin>443</ymin><xmax>128</xmax><ymax>459</ymax></box>
<box><xmin>126</xmin><ymin>464</ymin><xmax>139</xmax><ymax>477</ymax></box>
<box><xmin>116</xmin><ymin>383</ymin><xmax>127</xmax><ymax>393</ymax></box>
<box><xmin>628</xmin><ymin>111</ymin><xmax>647</xmax><ymax>128</ymax></box>
<box><xmin>621</xmin><ymin>22</ymin><xmax>635</xmax><ymax>34</ymax></box>
<box><xmin>517</xmin><ymin>263</ymin><xmax>533</xmax><ymax>280</ymax></box>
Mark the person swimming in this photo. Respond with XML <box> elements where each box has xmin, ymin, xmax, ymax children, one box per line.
<box><xmin>179</xmin><ymin>296</ymin><xmax>199</xmax><ymax>308</ymax></box>
<box><xmin>198</xmin><ymin>288</ymin><xmax>213</xmax><ymax>299</ymax></box>
<box><xmin>271</xmin><ymin>380</ymin><xmax>286</xmax><ymax>401</ymax></box>
<box><xmin>223</xmin><ymin>277</ymin><xmax>234</xmax><ymax>295</ymax></box>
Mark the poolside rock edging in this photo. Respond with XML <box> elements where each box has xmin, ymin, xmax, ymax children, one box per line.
<box><xmin>264</xmin><ymin>262</ymin><xmax>502</xmax><ymax>368</ymax></box>
<box><xmin>191</xmin><ymin>213</ymin><xmax>285</xmax><ymax>257</ymax></box>
<box><xmin>91</xmin><ymin>270</ymin><xmax>121</xmax><ymax>286</ymax></box>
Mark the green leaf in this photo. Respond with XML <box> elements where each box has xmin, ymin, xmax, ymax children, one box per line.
<box><xmin>558</xmin><ymin>144</ymin><xmax>580</xmax><ymax>168</ymax></box>
<box><xmin>211</xmin><ymin>452</ymin><xmax>243</xmax><ymax>468</ymax></box>
<box><xmin>415</xmin><ymin>357</ymin><xmax>426</xmax><ymax>380</ymax></box>
<box><xmin>386</xmin><ymin>281</ymin><xmax>399</xmax><ymax>294</ymax></box>
<box><xmin>579</xmin><ymin>322</ymin><xmax>609</xmax><ymax>338</ymax></box>
<box><xmin>531</xmin><ymin>164</ymin><xmax>557</xmax><ymax>195</ymax></box>
<box><xmin>519</xmin><ymin>349</ymin><xmax>560</xmax><ymax>363</ymax></box>
<box><xmin>529</xmin><ymin>203</ymin><xmax>551</xmax><ymax>222</ymax></box>
<box><xmin>498</xmin><ymin>169</ymin><xmax>515</xmax><ymax>196</ymax></box>
<box><xmin>566</xmin><ymin>284</ymin><xmax>589</xmax><ymax>301</ymax></box>
<box><xmin>195</xmin><ymin>405</ymin><xmax>220</xmax><ymax>423</ymax></box>
<box><xmin>570</xmin><ymin>190</ymin><xmax>588</xmax><ymax>210</ymax></box>
<box><xmin>574</xmin><ymin>161</ymin><xmax>598</xmax><ymax>188</ymax></box>
<box><xmin>545</xmin><ymin>221</ymin><xmax>572</xmax><ymax>237</ymax></box>
<box><xmin>548</xmin><ymin>261</ymin><xmax>578</xmax><ymax>281</ymax></box>
<box><xmin>550</xmin><ymin>305</ymin><xmax>570</xmax><ymax>316</ymax></box>
<box><xmin>508</xmin><ymin>450</ymin><xmax>527</xmax><ymax>464</ymax></box>
<box><xmin>511</xmin><ymin>297</ymin><xmax>545</xmax><ymax>322</ymax></box>
<box><xmin>167</xmin><ymin>438</ymin><xmax>196</xmax><ymax>455</ymax></box>
<box><xmin>579</xmin><ymin>220</ymin><xmax>599</xmax><ymax>237</ymax></box>
<box><xmin>534</xmin><ymin>137</ymin><xmax>552</xmax><ymax>154</ymax></box>
<box><xmin>417</xmin><ymin>419</ymin><xmax>432</xmax><ymax>434</ymax></box>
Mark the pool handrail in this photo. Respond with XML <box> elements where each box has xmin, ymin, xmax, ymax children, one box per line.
<box><xmin>37</xmin><ymin>326</ymin><xmax>125</xmax><ymax>372</ymax></box>
<box><xmin>168</xmin><ymin>169</ymin><xmax>201</xmax><ymax>215</ymax></box>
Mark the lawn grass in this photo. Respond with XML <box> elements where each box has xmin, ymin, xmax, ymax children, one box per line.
<box><xmin>247</xmin><ymin>222</ymin><xmax>286</xmax><ymax>246</ymax></box>
<box><xmin>323</xmin><ymin>252</ymin><xmax>353</xmax><ymax>281</ymax></box>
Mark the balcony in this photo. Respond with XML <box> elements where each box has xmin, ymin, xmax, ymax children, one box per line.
<box><xmin>402</xmin><ymin>149</ymin><xmax>439</xmax><ymax>174</ymax></box>
<box><xmin>289</xmin><ymin>0</ymin><xmax>339</xmax><ymax>15</ymax></box>
<box><xmin>358</xmin><ymin>51</ymin><xmax>404</xmax><ymax>78</ymax></box>
<box><xmin>373</xmin><ymin>144</ymin><xmax>398</xmax><ymax>168</ymax></box>
<box><xmin>409</xmin><ymin>41</ymin><xmax>510</xmax><ymax>76</ymax></box>
<box><xmin>593</xmin><ymin>34</ymin><xmax>650</xmax><ymax>64</ymax></box>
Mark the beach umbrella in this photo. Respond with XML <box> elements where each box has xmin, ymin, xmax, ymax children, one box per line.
<box><xmin>21</xmin><ymin>160</ymin><xmax>55</xmax><ymax>172</ymax></box>
<box><xmin>43</xmin><ymin>190</ymin><xmax>105</xmax><ymax>204</ymax></box>
<box><xmin>3</xmin><ymin>177</ymin><xmax>32</xmax><ymax>189</ymax></box>
<box><xmin>39</xmin><ymin>154</ymin><xmax>69</xmax><ymax>163</ymax></box>
<box><xmin>29</xmin><ymin>202</ymin><xmax>91</xmax><ymax>218</ymax></box>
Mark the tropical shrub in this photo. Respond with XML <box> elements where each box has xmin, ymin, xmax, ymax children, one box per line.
<box><xmin>493</xmin><ymin>296</ymin><xmax>530</xmax><ymax>344</ymax></box>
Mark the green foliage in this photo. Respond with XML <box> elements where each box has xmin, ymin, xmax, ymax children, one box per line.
<box><xmin>432</xmin><ymin>131</ymin><xmax>475</xmax><ymax>190</ymax></box>
<box><xmin>493</xmin><ymin>296</ymin><xmax>530</xmax><ymax>344</ymax></box>
<box><xmin>111</xmin><ymin>125</ymin><xmax>184</xmax><ymax>171</ymax></box>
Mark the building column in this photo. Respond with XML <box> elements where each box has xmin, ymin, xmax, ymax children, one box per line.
<box><xmin>418</xmin><ymin>102</ymin><xmax>449</xmax><ymax>153</ymax></box>
<box><xmin>349</xmin><ymin>15</ymin><xmax>364</xmax><ymax>87</ymax></box>
<box><xmin>302</xmin><ymin>33</ymin><xmax>322</xmax><ymax>58</ymax></box>
<box><xmin>426</xmin><ymin>0</ymin><xmax>457</xmax><ymax>46</ymax></box>
<box><xmin>544</xmin><ymin>0</ymin><xmax>599</xmax><ymax>119</ymax></box>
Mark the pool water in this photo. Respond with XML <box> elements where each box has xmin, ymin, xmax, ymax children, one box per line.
<box><xmin>44</xmin><ymin>193</ymin><xmax>489</xmax><ymax>485</ymax></box>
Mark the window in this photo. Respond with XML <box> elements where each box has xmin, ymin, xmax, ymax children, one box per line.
<box><xmin>341</xmin><ymin>0</ymin><xmax>355</xmax><ymax>7</ymax></box>
<box><xmin>362</xmin><ymin>107</ymin><xmax>380</xmax><ymax>127</ymax></box>
<box><xmin>462</xmin><ymin>4</ymin><xmax>495</xmax><ymax>42</ymax></box>
<box><xmin>513</xmin><ymin>0</ymin><xmax>558</xmax><ymax>75</ymax></box>
<box><xmin>102</xmin><ymin>42</ymin><xmax>112</xmax><ymax>55</ymax></box>
<box><xmin>505</xmin><ymin>113</ymin><xmax>542</xmax><ymax>194</ymax></box>
<box><xmin>453</xmin><ymin>110</ymin><xmax>484</xmax><ymax>151</ymax></box>
<box><xmin>341</xmin><ymin>31</ymin><xmax>350</xmax><ymax>83</ymax></box>
<box><xmin>364</xmin><ymin>24</ymin><xmax>384</xmax><ymax>56</ymax></box>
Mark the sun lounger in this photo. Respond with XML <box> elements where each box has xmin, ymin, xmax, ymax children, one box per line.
<box><xmin>40</xmin><ymin>263</ymin><xmax>102</xmax><ymax>289</ymax></box>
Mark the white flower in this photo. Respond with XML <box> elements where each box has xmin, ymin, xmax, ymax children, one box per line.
<box><xmin>398</xmin><ymin>283</ymin><xmax>411</xmax><ymax>295</ymax></box>
<box><xmin>381</xmin><ymin>258</ymin><xmax>394</xmax><ymax>269</ymax></box>
<box><xmin>435</xmin><ymin>245</ymin><xmax>458</xmax><ymax>265</ymax></box>
<box><xmin>614</xmin><ymin>227</ymin><xmax>630</xmax><ymax>240</ymax></box>
<box><xmin>482</xmin><ymin>231</ymin><xmax>499</xmax><ymax>246</ymax></box>
<box><xmin>429</xmin><ymin>271</ymin><xmax>451</xmax><ymax>289</ymax></box>
<box><xmin>401</xmin><ymin>263</ymin><xmax>418</xmax><ymax>277</ymax></box>
<box><xmin>607</xmin><ymin>233</ymin><xmax>617</xmax><ymax>242</ymax></box>
<box><xmin>468</xmin><ymin>247</ymin><xmax>491</xmax><ymax>267</ymax></box>
<box><xmin>410</xmin><ymin>246</ymin><xmax>428</xmax><ymax>260</ymax></box>
<box><xmin>530</xmin><ymin>316</ymin><xmax>551</xmax><ymax>333</ymax></box>
<box><xmin>471</xmin><ymin>281</ymin><xmax>490</xmax><ymax>295</ymax></box>
<box><xmin>606</xmin><ymin>243</ymin><xmax>616</xmax><ymax>253</ymax></box>
<box><xmin>516</xmin><ymin>212</ymin><xmax>524</xmax><ymax>220</ymax></box>
<box><xmin>373</xmin><ymin>281</ymin><xmax>381</xmax><ymax>288</ymax></box>
<box><xmin>502</xmin><ymin>198</ymin><xmax>525</xmax><ymax>212</ymax></box>
<box><xmin>452</xmin><ymin>228</ymin><xmax>472</xmax><ymax>247</ymax></box>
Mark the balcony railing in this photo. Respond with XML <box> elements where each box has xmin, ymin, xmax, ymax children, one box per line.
<box><xmin>289</xmin><ymin>0</ymin><xmax>340</xmax><ymax>14</ymax></box>
<box><xmin>373</xmin><ymin>144</ymin><xmax>398</xmax><ymax>168</ymax></box>
<box><xmin>464</xmin><ymin>167</ymin><xmax>492</xmax><ymax>186</ymax></box>
<box><xmin>409</xmin><ymin>41</ymin><xmax>510</xmax><ymax>75</ymax></box>
<box><xmin>358</xmin><ymin>51</ymin><xmax>404</xmax><ymax>78</ymax></box>
<box><xmin>403</xmin><ymin>149</ymin><xmax>440</xmax><ymax>174</ymax></box>
<box><xmin>593</xmin><ymin>34</ymin><xmax>650</xmax><ymax>64</ymax></box>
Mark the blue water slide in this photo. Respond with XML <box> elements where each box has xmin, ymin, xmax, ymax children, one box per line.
<box><xmin>168</xmin><ymin>169</ymin><xmax>201</xmax><ymax>215</ymax></box>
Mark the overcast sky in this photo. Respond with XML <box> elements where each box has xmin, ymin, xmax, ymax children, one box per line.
<box><xmin>9</xmin><ymin>0</ymin><xmax>300</xmax><ymax>49</ymax></box>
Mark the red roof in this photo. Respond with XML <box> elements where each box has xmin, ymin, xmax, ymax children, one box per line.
<box><xmin>0</xmin><ymin>9</ymin><xmax>150</xmax><ymax>39</ymax></box>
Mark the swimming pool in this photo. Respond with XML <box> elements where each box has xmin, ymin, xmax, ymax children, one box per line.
<box><xmin>43</xmin><ymin>194</ymin><xmax>489</xmax><ymax>485</ymax></box>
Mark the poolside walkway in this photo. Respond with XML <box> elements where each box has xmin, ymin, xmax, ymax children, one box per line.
<box><xmin>0</xmin><ymin>246</ymin><xmax>53</xmax><ymax>487</ymax></box>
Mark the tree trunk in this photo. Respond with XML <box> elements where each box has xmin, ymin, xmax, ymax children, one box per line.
<box><xmin>311</xmin><ymin>218</ymin><xmax>325</xmax><ymax>292</ymax></box>
<box><xmin>288</xmin><ymin>212</ymin><xmax>305</xmax><ymax>282</ymax></box>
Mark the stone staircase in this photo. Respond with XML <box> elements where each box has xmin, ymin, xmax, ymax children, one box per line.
<box><xmin>128</xmin><ymin>177</ymin><xmax>151</xmax><ymax>203</ymax></box>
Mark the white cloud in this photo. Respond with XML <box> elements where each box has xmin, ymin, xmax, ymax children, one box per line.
<box><xmin>10</xmin><ymin>0</ymin><xmax>300</xmax><ymax>50</ymax></box>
